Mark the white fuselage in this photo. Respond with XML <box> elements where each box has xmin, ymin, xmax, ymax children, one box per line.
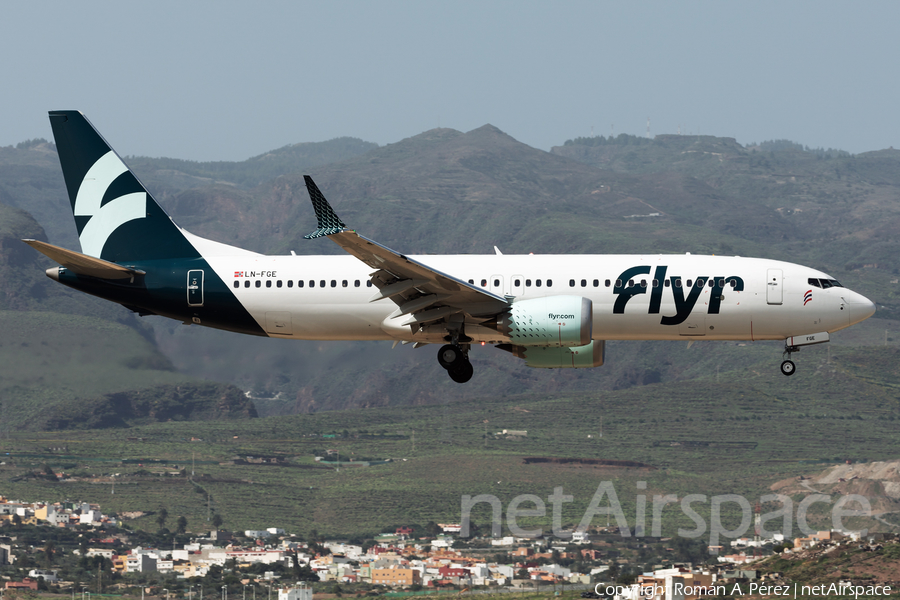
<box><xmin>201</xmin><ymin>252</ymin><xmax>874</xmax><ymax>343</ymax></box>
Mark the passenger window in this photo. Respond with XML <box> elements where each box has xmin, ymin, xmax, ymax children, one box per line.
<box><xmin>468</xmin><ymin>279</ymin><xmax>474</xmax><ymax>284</ymax></box>
<box><xmin>593</xmin><ymin>279</ymin><xmax>599</xmax><ymax>287</ymax></box>
<box><xmin>493</xmin><ymin>279</ymin><xmax>499</xmax><ymax>287</ymax></box>
<box><xmin>481</xmin><ymin>279</ymin><xmax>487</xmax><ymax>287</ymax></box>
<box><xmin>366</xmin><ymin>281</ymin><xmax>372</xmax><ymax>287</ymax></box>
<box><xmin>255</xmin><ymin>280</ymin><xmax>261</xmax><ymax>288</ymax></box>
<box><xmin>605</xmin><ymin>279</ymin><xmax>611</xmax><ymax>287</ymax></box>
<box><xmin>729</xmin><ymin>280</ymin><xmax>736</xmax><ymax>288</ymax></box>
<box><xmin>298</xmin><ymin>280</ymin><xmax>304</xmax><ymax>288</ymax></box>
<box><xmin>328</xmin><ymin>280</ymin><xmax>334</xmax><ymax>288</ymax></box>
<box><xmin>652</xmin><ymin>279</ymin><xmax>659</xmax><ymax>288</ymax></box>
<box><xmin>547</xmin><ymin>279</ymin><xmax>552</xmax><ymax>287</ymax></box>
<box><xmin>675</xmin><ymin>279</ymin><xmax>682</xmax><ymax>288</ymax></box>
<box><xmin>615</xmin><ymin>279</ymin><xmax>622</xmax><ymax>287</ymax></box>
<box><xmin>320</xmin><ymin>280</ymin><xmax>326</xmax><ymax>287</ymax></box>
<box><xmin>581</xmin><ymin>279</ymin><xmax>587</xmax><ymax>287</ymax></box>
<box><xmin>640</xmin><ymin>279</ymin><xmax>647</xmax><ymax>288</ymax></box>
<box><xmin>526</xmin><ymin>279</ymin><xmax>532</xmax><ymax>287</ymax></box>
<box><xmin>266</xmin><ymin>280</ymin><xmax>272</xmax><ymax>288</ymax></box>
<box><xmin>569</xmin><ymin>279</ymin><xmax>575</xmax><ymax>287</ymax></box>
<box><xmin>354</xmin><ymin>280</ymin><xmax>360</xmax><ymax>287</ymax></box>
<box><xmin>628</xmin><ymin>279</ymin><xmax>634</xmax><ymax>287</ymax></box>
<box><xmin>665</xmin><ymin>279</ymin><xmax>670</xmax><ymax>287</ymax></box>
<box><xmin>233</xmin><ymin>281</ymin><xmax>239</xmax><ymax>289</ymax></box>
<box><xmin>309</xmin><ymin>280</ymin><xmax>315</xmax><ymax>288</ymax></box>
<box><xmin>277</xmin><ymin>280</ymin><xmax>283</xmax><ymax>288</ymax></box>
<box><xmin>514</xmin><ymin>279</ymin><xmax>521</xmax><ymax>286</ymax></box>
<box><xmin>287</xmin><ymin>280</ymin><xmax>293</xmax><ymax>288</ymax></box>
<box><xmin>244</xmin><ymin>280</ymin><xmax>250</xmax><ymax>288</ymax></box>
<box><xmin>686</xmin><ymin>279</ymin><xmax>693</xmax><ymax>287</ymax></box>
<box><xmin>342</xmin><ymin>280</ymin><xmax>348</xmax><ymax>287</ymax></box>
<box><xmin>536</xmin><ymin>280</ymin><xmax>542</xmax><ymax>287</ymax></box>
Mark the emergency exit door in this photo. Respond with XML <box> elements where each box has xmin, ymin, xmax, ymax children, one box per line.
<box><xmin>766</xmin><ymin>268</ymin><xmax>782</xmax><ymax>305</ymax></box>
<box><xmin>187</xmin><ymin>270</ymin><xmax>204</xmax><ymax>306</ymax></box>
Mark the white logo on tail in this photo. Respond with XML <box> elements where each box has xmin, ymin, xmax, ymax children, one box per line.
<box><xmin>74</xmin><ymin>151</ymin><xmax>146</xmax><ymax>258</ymax></box>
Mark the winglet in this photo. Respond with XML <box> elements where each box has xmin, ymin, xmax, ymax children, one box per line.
<box><xmin>303</xmin><ymin>176</ymin><xmax>347</xmax><ymax>239</ymax></box>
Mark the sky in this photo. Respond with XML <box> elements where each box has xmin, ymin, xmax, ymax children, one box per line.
<box><xmin>3</xmin><ymin>1</ymin><xmax>899</xmax><ymax>161</ymax></box>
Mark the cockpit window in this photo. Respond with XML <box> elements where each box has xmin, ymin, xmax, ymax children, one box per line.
<box><xmin>808</xmin><ymin>278</ymin><xmax>821</xmax><ymax>288</ymax></box>
<box><xmin>827</xmin><ymin>279</ymin><xmax>843</xmax><ymax>288</ymax></box>
<box><xmin>818</xmin><ymin>278</ymin><xmax>843</xmax><ymax>289</ymax></box>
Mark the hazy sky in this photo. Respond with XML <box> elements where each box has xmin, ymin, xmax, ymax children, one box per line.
<box><xmin>4</xmin><ymin>1</ymin><xmax>899</xmax><ymax>161</ymax></box>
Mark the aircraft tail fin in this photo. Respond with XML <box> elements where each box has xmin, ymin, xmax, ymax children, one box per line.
<box><xmin>49</xmin><ymin>111</ymin><xmax>200</xmax><ymax>263</ymax></box>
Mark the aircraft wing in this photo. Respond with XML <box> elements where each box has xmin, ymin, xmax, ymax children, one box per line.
<box><xmin>303</xmin><ymin>176</ymin><xmax>509</xmax><ymax>325</ymax></box>
<box><xmin>23</xmin><ymin>239</ymin><xmax>145</xmax><ymax>280</ymax></box>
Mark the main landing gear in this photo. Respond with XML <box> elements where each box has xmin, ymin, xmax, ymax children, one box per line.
<box><xmin>438</xmin><ymin>343</ymin><xmax>473</xmax><ymax>383</ymax></box>
<box><xmin>781</xmin><ymin>343</ymin><xmax>799</xmax><ymax>377</ymax></box>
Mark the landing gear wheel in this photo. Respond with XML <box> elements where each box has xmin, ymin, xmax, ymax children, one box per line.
<box><xmin>780</xmin><ymin>360</ymin><xmax>796</xmax><ymax>376</ymax></box>
<box><xmin>437</xmin><ymin>344</ymin><xmax>464</xmax><ymax>370</ymax></box>
<box><xmin>448</xmin><ymin>360</ymin><xmax>474</xmax><ymax>383</ymax></box>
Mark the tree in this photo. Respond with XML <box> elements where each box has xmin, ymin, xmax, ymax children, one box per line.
<box><xmin>156</xmin><ymin>507</ymin><xmax>169</xmax><ymax>530</ymax></box>
<box><xmin>177</xmin><ymin>516</ymin><xmax>188</xmax><ymax>534</ymax></box>
<box><xmin>43</xmin><ymin>541</ymin><xmax>56</xmax><ymax>566</ymax></box>
<box><xmin>211</xmin><ymin>514</ymin><xmax>224</xmax><ymax>529</ymax></box>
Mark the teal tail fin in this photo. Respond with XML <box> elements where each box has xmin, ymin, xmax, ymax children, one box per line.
<box><xmin>49</xmin><ymin>110</ymin><xmax>199</xmax><ymax>263</ymax></box>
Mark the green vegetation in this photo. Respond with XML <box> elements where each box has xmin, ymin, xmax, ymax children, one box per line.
<box><xmin>2</xmin><ymin>338</ymin><xmax>899</xmax><ymax>537</ymax></box>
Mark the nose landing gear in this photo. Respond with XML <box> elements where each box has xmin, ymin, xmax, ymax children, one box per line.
<box><xmin>438</xmin><ymin>343</ymin><xmax>473</xmax><ymax>383</ymax></box>
<box><xmin>781</xmin><ymin>342</ymin><xmax>799</xmax><ymax>376</ymax></box>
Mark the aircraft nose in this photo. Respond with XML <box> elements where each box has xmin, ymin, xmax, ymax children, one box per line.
<box><xmin>847</xmin><ymin>291</ymin><xmax>876</xmax><ymax>325</ymax></box>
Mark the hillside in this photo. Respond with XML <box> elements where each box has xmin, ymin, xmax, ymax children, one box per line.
<box><xmin>0</xmin><ymin>200</ymin><xmax>255</xmax><ymax>430</ymax></box>
<box><xmin>1</xmin><ymin>125</ymin><xmax>899</xmax><ymax>421</ymax></box>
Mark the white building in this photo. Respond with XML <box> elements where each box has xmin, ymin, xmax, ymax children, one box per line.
<box><xmin>126</xmin><ymin>555</ymin><xmax>157</xmax><ymax>572</ymax></box>
<box><xmin>245</xmin><ymin>530</ymin><xmax>272</xmax><ymax>539</ymax></box>
<box><xmin>277</xmin><ymin>584</ymin><xmax>312</xmax><ymax>600</ymax></box>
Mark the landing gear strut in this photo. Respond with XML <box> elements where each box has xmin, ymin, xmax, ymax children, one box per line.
<box><xmin>438</xmin><ymin>343</ymin><xmax>473</xmax><ymax>383</ymax></box>
<box><xmin>781</xmin><ymin>343</ymin><xmax>799</xmax><ymax>377</ymax></box>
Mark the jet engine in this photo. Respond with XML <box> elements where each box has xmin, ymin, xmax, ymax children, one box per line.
<box><xmin>495</xmin><ymin>296</ymin><xmax>592</xmax><ymax>347</ymax></box>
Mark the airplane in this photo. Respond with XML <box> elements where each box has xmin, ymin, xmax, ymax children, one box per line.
<box><xmin>25</xmin><ymin>111</ymin><xmax>876</xmax><ymax>384</ymax></box>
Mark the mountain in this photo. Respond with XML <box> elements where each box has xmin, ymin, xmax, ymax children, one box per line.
<box><xmin>0</xmin><ymin>196</ymin><xmax>255</xmax><ymax>431</ymax></box>
<box><xmin>1</xmin><ymin>126</ymin><xmax>898</xmax><ymax>424</ymax></box>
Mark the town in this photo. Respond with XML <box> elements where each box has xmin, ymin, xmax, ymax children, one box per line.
<box><xmin>2</xmin><ymin>496</ymin><xmax>897</xmax><ymax>599</ymax></box>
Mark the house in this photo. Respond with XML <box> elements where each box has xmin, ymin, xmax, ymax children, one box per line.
<box><xmin>277</xmin><ymin>585</ymin><xmax>312</xmax><ymax>600</ymax></box>
<box><xmin>6</xmin><ymin>579</ymin><xmax>39</xmax><ymax>590</ymax></box>
<box><xmin>126</xmin><ymin>554</ymin><xmax>157</xmax><ymax>572</ymax></box>
<box><xmin>372</xmin><ymin>566</ymin><xmax>421</xmax><ymax>586</ymax></box>
<box><xmin>28</xmin><ymin>569</ymin><xmax>59</xmax><ymax>582</ymax></box>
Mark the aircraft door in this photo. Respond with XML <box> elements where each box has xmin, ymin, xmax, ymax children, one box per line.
<box><xmin>766</xmin><ymin>268</ymin><xmax>783</xmax><ymax>305</ymax></box>
<box><xmin>511</xmin><ymin>274</ymin><xmax>524</xmax><ymax>297</ymax></box>
<box><xmin>187</xmin><ymin>269</ymin><xmax>204</xmax><ymax>307</ymax></box>
<box><xmin>490</xmin><ymin>274</ymin><xmax>504</xmax><ymax>295</ymax></box>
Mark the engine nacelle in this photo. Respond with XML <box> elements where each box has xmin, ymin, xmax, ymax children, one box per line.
<box><xmin>497</xmin><ymin>296</ymin><xmax>592</xmax><ymax>347</ymax></box>
<box><xmin>509</xmin><ymin>340</ymin><xmax>605</xmax><ymax>368</ymax></box>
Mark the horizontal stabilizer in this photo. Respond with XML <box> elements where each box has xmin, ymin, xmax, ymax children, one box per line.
<box><xmin>23</xmin><ymin>239</ymin><xmax>145</xmax><ymax>280</ymax></box>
